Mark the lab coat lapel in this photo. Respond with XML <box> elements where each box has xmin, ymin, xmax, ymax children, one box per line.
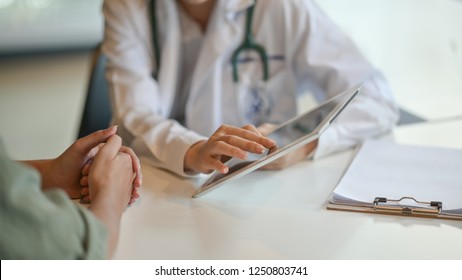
<box><xmin>187</xmin><ymin>0</ymin><xmax>254</xmax><ymax>127</ymax></box>
<box><xmin>156</xmin><ymin>0</ymin><xmax>181</xmax><ymax>118</ymax></box>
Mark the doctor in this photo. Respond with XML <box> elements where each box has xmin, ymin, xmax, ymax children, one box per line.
<box><xmin>102</xmin><ymin>0</ymin><xmax>398</xmax><ymax>176</ymax></box>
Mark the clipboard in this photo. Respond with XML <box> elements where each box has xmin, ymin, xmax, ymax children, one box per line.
<box><xmin>327</xmin><ymin>140</ymin><xmax>462</xmax><ymax>221</ymax></box>
<box><xmin>327</xmin><ymin>196</ymin><xmax>462</xmax><ymax>220</ymax></box>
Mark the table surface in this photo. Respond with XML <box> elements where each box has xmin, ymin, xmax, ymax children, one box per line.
<box><xmin>113</xmin><ymin>120</ymin><xmax>462</xmax><ymax>259</ymax></box>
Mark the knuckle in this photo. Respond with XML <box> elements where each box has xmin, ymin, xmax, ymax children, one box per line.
<box><xmin>123</xmin><ymin>146</ymin><xmax>133</xmax><ymax>153</ymax></box>
<box><xmin>220</xmin><ymin>135</ymin><xmax>234</xmax><ymax>143</ymax></box>
<box><xmin>119</xmin><ymin>152</ymin><xmax>132</xmax><ymax>162</ymax></box>
<box><xmin>210</xmin><ymin>140</ymin><xmax>221</xmax><ymax>149</ymax></box>
<box><xmin>206</xmin><ymin>134</ymin><xmax>221</xmax><ymax>145</ymax></box>
<box><xmin>95</xmin><ymin>129</ymin><xmax>106</xmax><ymax>137</ymax></box>
<box><xmin>242</xmin><ymin>124</ymin><xmax>256</xmax><ymax>130</ymax></box>
<box><xmin>112</xmin><ymin>134</ymin><xmax>122</xmax><ymax>142</ymax></box>
<box><xmin>220</xmin><ymin>124</ymin><xmax>231</xmax><ymax>130</ymax></box>
<box><xmin>241</xmin><ymin>124</ymin><xmax>252</xmax><ymax>130</ymax></box>
<box><xmin>232</xmin><ymin>147</ymin><xmax>242</xmax><ymax>158</ymax></box>
<box><xmin>216</xmin><ymin>124</ymin><xmax>231</xmax><ymax>134</ymax></box>
<box><xmin>244</xmin><ymin>141</ymin><xmax>256</xmax><ymax>151</ymax></box>
<box><xmin>72</xmin><ymin>139</ymin><xmax>85</xmax><ymax>152</ymax></box>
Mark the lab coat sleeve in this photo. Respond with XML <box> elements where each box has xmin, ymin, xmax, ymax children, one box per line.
<box><xmin>102</xmin><ymin>0</ymin><xmax>205</xmax><ymax>176</ymax></box>
<box><xmin>283</xmin><ymin>0</ymin><xmax>399</xmax><ymax>158</ymax></box>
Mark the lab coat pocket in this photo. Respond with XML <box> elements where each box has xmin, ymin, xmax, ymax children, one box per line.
<box><xmin>233</xmin><ymin>58</ymin><xmax>296</xmax><ymax>126</ymax></box>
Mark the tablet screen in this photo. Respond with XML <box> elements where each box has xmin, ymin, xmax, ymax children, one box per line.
<box><xmin>193</xmin><ymin>83</ymin><xmax>362</xmax><ymax>197</ymax></box>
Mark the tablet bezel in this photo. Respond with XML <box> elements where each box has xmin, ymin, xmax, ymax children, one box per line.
<box><xmin>192</xmin><ymin>83</ymin><xmax>363</xmax><ymax>198</ymax></box>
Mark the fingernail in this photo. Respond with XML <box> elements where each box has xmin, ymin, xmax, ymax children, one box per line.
<box><xmin>257</xmin><ymin>145</ymin><xmax>265</xmax><ymax>153</ymax></box>
<box><xmin>106</xmin><ymin>125</ymin><xmax>118</xmax><ymax>133</ymax></box>
<box><xmin>222</xmin><ymin>166</ymin><xmax>229</xmax><ymax>174</ymax></box>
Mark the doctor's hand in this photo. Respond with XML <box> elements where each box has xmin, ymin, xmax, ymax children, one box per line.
<box><xmin>257</xmin><ymin>123</ymin><xmax>318</xmax><ymax>170</ymax></box>
<box><xmin>184</xmin><ymin>124</ymin><xmax>276</xmax><ymax>174</ymax></box>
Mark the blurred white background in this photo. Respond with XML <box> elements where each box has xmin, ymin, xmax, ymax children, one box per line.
<box><xmin>0</xmin><ymin>0</ymin><xmax>103</xmax><ymax>52</ymax></box>
<box><xmin>0</xmin><ymin>0</ymin><xmax>461</xmax><ymax>160</ymax></box>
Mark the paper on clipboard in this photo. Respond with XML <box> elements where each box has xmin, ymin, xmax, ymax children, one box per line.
<box><xmin>328</xmin><ymin>139</ymin><xmax>462</xmax><ymax>219</ymax></box>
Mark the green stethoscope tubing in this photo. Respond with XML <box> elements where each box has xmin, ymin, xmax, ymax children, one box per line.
<box><xmin>149</xmin><ymin>0</ymin><xmax>161</xmax><ymax>80</ymax></box>
<box><xmin>230</xmin><ymin>2</ymin><xmax>268</xmax><ymax>82</ymax></box>
<box><xmin>149</xmin><ymin>0</ymin><xmax>269</xmax><ymax>82</ymax></box>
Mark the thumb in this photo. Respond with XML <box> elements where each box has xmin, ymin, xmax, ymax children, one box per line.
<box><xmin>75</xmin><ymin>126</ymin><xmax>118</xmax><ymax>156</ymax></box>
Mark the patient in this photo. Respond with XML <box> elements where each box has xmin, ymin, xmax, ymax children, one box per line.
<box><xmin>0</xmin><ymin>126</ymin><xmax>141</xmax><ymax>259</ymax></box>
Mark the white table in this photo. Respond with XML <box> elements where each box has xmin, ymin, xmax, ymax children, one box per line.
<box><xmin>114</xmin><ymin>120</ymin><xmax>462</xmax><ymax>259</ymax></box>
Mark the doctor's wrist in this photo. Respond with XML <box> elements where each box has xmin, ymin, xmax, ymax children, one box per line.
<box><xmin>184</xmin><ymin>140</ymin><xmax>206</xmax><ymax>174</ymax></box>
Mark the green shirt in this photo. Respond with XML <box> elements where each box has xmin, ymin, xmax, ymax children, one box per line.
<box><xmin>0</xmin><ymin>140</ymin><xmax>108</xmax><ymax>259</ymax></box>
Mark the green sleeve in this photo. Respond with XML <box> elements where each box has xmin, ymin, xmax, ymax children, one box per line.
<box><xmin>0</xmin><ymin>141</ymin><xmax>108</xmax><ymax>259</ymax></box>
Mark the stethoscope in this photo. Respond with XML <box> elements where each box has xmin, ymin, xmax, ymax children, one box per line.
<box><xmin>149</xmin><ymin>0</ymin><xmax>269</xmax><ymax>83</ymax></box>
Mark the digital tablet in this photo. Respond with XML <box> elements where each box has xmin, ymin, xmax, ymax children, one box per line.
<box><xmin>192</xmin><ymin>83</ymin><xmax>363</xmax><ymax>198</ymax></box>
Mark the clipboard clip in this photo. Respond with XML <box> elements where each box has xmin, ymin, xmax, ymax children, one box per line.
<box><xmin>373</xmin><ymin>197</ymin><xmax>442</xmax><ymax>216</ymax></box>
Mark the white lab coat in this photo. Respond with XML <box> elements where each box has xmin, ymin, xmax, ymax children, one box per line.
<box><xmin>102</xmin><ymin>0</ymin><xmax>399</xmax><ymax>176</ymax></box>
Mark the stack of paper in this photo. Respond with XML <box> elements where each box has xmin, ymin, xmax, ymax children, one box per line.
<box><xmin>329</xmin><ymin>140</ymin><xmax>462</xmax><ymax>218</ymax></box>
